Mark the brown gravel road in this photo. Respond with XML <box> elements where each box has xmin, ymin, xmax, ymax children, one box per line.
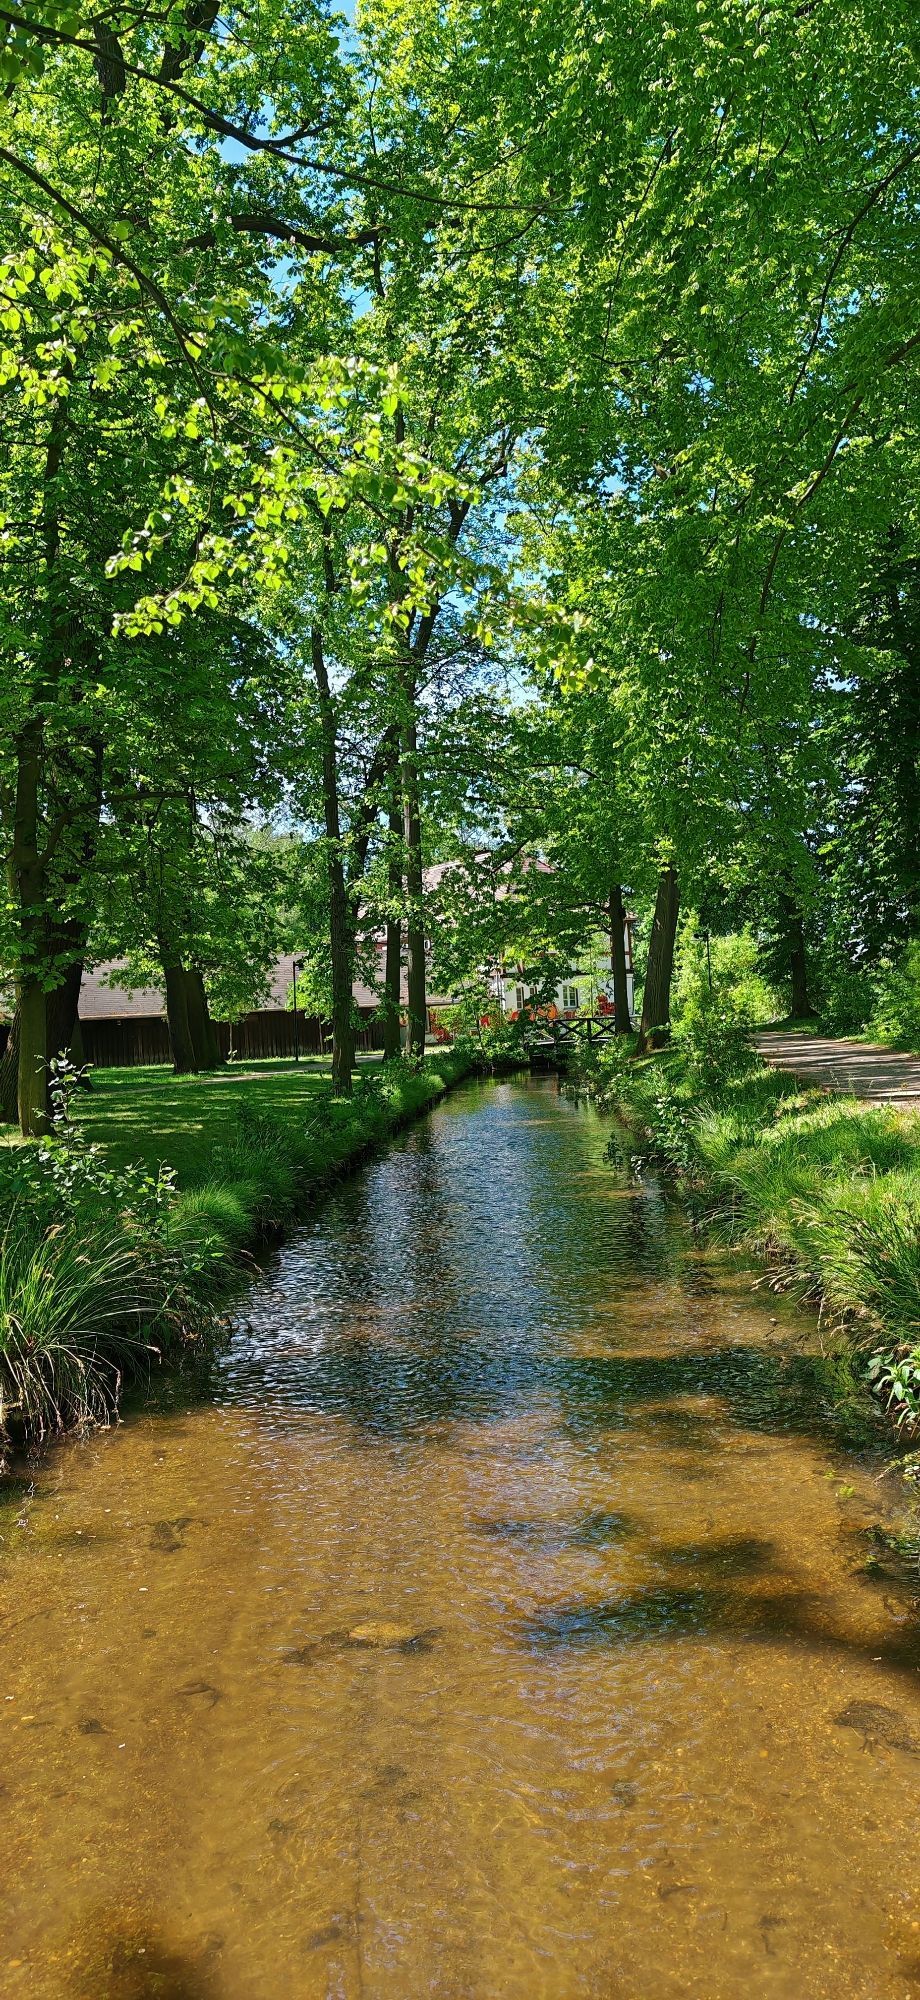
<box><xmin>755</xmin><ymin>1030</ymin><xmax>920</xmax><ymax>1105</ymax></box>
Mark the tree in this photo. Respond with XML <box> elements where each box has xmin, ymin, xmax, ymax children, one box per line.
<box><xmin>0</xmin><ymin>0</ymin><xmax>379</xmax><ymax>1128</ymax></box>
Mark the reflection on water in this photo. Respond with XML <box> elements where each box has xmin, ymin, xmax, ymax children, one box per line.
<box><xmin>2</xmin><ymin>1078</ymin><xmax>920</xmax><ymax>1998</ymax></box>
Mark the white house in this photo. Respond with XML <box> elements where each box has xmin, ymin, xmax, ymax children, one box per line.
<box><xmin>493</xmin><ymin>927</ymin><xmax>635</xmax><ymax>1026</ymax></box>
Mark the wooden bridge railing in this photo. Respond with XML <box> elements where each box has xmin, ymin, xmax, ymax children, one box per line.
<box><xmin>519</xmin><ymin>1014</ymin><xmax>620</xmax><ymax>1058</ymax></box>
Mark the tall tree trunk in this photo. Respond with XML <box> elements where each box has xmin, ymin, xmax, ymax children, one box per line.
<box><xmin>39</xmin><ymin>743</ymin><xmax>101</xmax><ymax>1090</ymax></box>
<box><xmin>780</xmin><ymin>891</ymin><xmax>812</xmax><ymax>1017</ymax></box>
<box><xmin>609</xmin><ymin>882</ymin><xmax>632</xmax><ymax>1034</ymax></box>
<box><xmin>0</xmin><ymin>1009</ymin><xmax>20</xmax><ymax>1125</ymax></box>
<box><xmin>382</xmin><ymin>919</ymin><xmax>402</xmax><ymax>1059</ymax></box>
<box><xmin>183</xmin><ymin>967</ymin><xmax>222</xmax><ymax>1069</ymax></box>
<box><xmin>10</xmin><ymin>711</ymin><xmax>50</xmax><ymax>1134</ymax></box>
<box><xmin>18</xmin><ymin>976</ymin><xmax>50</xmax><ymax>1136</ymax></box>
<box><xmin>639</xmin><ymin>865</ymin><xmax>679</xmax><ymax>1051</ymax></box>
<box><xmin>327</xmin><ymin>860</ymin><xmax>355</xmax><ymax>1093</ymax></box>
<box><xmin>312</xmin><ymin>627</ymin><xmax>354</xmax><ymax>1094</ymax></box>
<box><xmin>401</xmin><ymin>707</ymin><xmax>426</xmax><ymax>1064</ymax></box>
<box><xmin>7</xmin><ymin>404</ymin><xmax>103</xmax><ymax>1133</ymax></box>
<box><xmin>9</xmin><ymin>396</ymin><xmax>70</xmax><ymax>1136</ymax></box>
<box><xmin>0</xmin><ymin>966</ymin><xmax>81</xmax><ymax>1130</ymax></box>
<box><xmin>159</xmin><ymin>946</ymin><xmax>197</xmax><ymax>1074</ymax></box>
<box><xmin>382</xmin><ymin>790</ymin><xmax>403</xmax><ymax>1060</ymax></box>
<box><xmin>46</xmin><ymin>959</ymin><xmax>84</xmax><ymax>1063</ymax></box>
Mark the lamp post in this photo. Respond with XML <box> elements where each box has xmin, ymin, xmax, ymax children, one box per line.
<box><xmin>292</xmin><ymin>958</ymin><xmax>303</xmax><ymax>1064</ymax></box>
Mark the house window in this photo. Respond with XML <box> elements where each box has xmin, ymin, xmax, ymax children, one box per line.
<box><xmin>515</xmin><ymin>985</ymin><xmax>525</xmax><ymax>1013</ymax></box>
<box><xmin>562</xmin><ymin>985</ymin><xmax>579</xmax><ymax>1010</ymax></box>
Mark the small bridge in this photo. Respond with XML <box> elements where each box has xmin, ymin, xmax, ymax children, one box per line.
<box><xmin>520</xmin><ymin>1015</ymin><xmax>620</xmax><ymax>1070</ymax></box>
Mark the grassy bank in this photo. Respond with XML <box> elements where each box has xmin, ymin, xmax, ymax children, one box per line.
<box><xmin>580</xmin><ymin>1038</ymin><xmax>920</xmax><ymax>1437</ymax></box>
<box><xmin>0</xmin><ymin>1050</ymin><xmax>476</xmax><ymax>1455</ymax></box>
<box><xmin>75</xmin><ymin>1055</ymin><xmax>341</xmax><ymax>1181</ymax></box>
<box><xmin>150</xmin><ymin>1051</ymin><xmax>477</xmax><ymax>1249</ymax></box>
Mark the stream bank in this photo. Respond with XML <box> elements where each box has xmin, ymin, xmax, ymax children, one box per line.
<box><xmin>0</xmin><ymin>1050</ymin><xmax>487</xmax><ymax>1458</ymax></box>
<box><xmin>578</xmin><ymin>1040</ymin><xmax>920</xmax><ymax>1446</ymax></box>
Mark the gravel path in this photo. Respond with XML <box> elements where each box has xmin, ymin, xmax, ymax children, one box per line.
<box><xmin>754</xmin><ymin>1030</ymin><xmax>920</xmax><ymax>1105</ymax></box>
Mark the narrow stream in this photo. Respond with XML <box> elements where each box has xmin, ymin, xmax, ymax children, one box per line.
<box><xmin>3</xmin><ymin>1078</ymin><xmax>920</xmax><ymax>1998</ymax></box>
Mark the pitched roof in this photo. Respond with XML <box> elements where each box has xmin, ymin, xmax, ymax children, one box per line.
<box><xmin>79</xmin><ymin>956</ymin><xmax>398</xmax><ymax>1019</ymax></box>
<box><xmin>79</xmin><ymin>967</ymin><xmax>165</xmax><ymax>1019</ymax></box>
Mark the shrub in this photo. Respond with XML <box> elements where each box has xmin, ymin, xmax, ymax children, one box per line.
<box><xmin>673</xmin><ymin>919</ymin><xmax>780</xmax><ymax>1027</ymax></box>
<box><xmin>0</xmin><ymin>1056</ymin><xmax>179</xmax><ymax>1244</ymax></box>
<box><xmin>449</xmin><ymin>1020</ymin><xmax>527</xmax><ymax>1069</ymax></box>
<box><xmin>641</xmin><ymin>1071</ymin><xmax>700</xmax><ymax>1178</ymax></box>
<box><xmin>570</xmin><ymin>1032</ymin><xmax>639</xmax><ymax>1106</ymax></box>
<box><xmin>868</xmin><ymin>941</ymin><xmax>920</xmax><ymax>1051</ymax></box>
<box><xmin>867</xmin><ymin>1349</ymin><xmax>920</xmax><ymax>1432</ymax></box>
<box><xmin>0</xmin><ymin>1058</ymin><xmax>220</xmax><ymax>1453</ymax></box>
<box><xmin>814</xmin><ymin>958</ymin><xmax>872</xmax><ymax>1036</ymax></box>
<box><xmin>674</xmin><ymin>988</ymin><xmax>760</xmax><ymax>1094</ymax></box>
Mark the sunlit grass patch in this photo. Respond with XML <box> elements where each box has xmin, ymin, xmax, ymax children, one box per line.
<box><xmin>74</xmin><ymin>1057</ymin><xmax>333</xmax><ymax>1183</ymax></box>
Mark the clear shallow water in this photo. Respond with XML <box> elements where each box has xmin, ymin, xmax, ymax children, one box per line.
<box><xmin>2</xmin><ymin>1078</ymin><xmax>920</xmax><ymax>1997</ymax></box>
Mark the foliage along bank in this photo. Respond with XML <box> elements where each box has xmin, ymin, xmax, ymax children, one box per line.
<box><xmin>0</xmin><ymin>1051</ymin><xmax>483</xmax><ymax>1461</ymax></box>
<box><xmin>577</xmin><ymin>1016</ymin><xmax>920</xmax><ymax>1445</ymax></box>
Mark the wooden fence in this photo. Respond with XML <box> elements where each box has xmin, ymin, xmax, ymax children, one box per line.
<box><xmin>78</xmin><ymin>1008</ymin><xmax>387</xmax><ymax>1070</ymax></box>
<box><xmin>80</xmin><ymin>1015</ymin><xmax>173</xmax><ymax>1068</ymax></box>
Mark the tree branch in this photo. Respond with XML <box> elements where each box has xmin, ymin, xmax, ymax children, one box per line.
<box><xmin>186</xmin><ymin>209</ymin><xmax>381</xmax><ymax>255</ymax></box>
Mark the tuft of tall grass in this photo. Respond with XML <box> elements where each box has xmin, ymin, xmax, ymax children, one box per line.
<box><xmin>0</xmin><ymin>1214</ymin><xmax>157</xmax><ymax>1443</ymax></box>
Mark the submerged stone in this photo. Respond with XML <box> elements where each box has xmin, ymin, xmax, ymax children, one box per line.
<box><xmin>149</xmin><ymin>1516</ymin><xmax>193</xmax><ymax>1553</ymax></box>
<box><xmin>345</xmin><ymin>1620</ymin><xmax>439</xmax><ymax>1652</ymax></box>
<box><xmin>347</xmin><ymin>1620</ymin><xmax>417</xmax><ymax>1645</ymax></box>
<box><xmin>175</xmin><ymin>1678</ymin><xmax>222</xmax><ymax>1708</ymax></box>
<box><xmin>833</xmin><ymin>1699</ymin><xmax>920</xmax><ymax>1753</ymax></box>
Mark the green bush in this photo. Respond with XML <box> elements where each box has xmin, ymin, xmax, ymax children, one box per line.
<box><xmin>868</xmin><ymin>941</ymin><xmax>920</xmax><ymax>1051</ymax></box>
<box><xmin>674</xmin><ymin>989</ymin><xmax>760</xmax><ymax>1093</ymax></box>
<box><xmin>451</xmin><ymin>1019</ymin><xmax>528</xmax><ymax>1070</ymax></box>
<box><xmin>641</xmin><ymin>1071</ymin><xmax>701</xmax><ymax>1178</ymax></box>
<box><xmin>0</xmin><ymin>1218</ymin><xmax>157</xmax><ymax>1442</ymax></box>
<box><xmin>570</xmin><ymin>1032</ymin><xmax>639</xmax><ymax>1106</ymax></box>
<box><xmin>673</xmin><ymin>919</ymin><xmax>780</xmax><ymax>1028</ymax></box>
<box><xmin>867</xmin><ymin>1348</ymin><xmax>920</xmax><ymax>1432</ymax></box>
<box><xmin>813</xmin><ymin>958</ymin><xmax>871</xmax><ymax>1036</ymax></box>
<box><xmin>0</xmin><ymin>1113</ymin><xmax>212</xmax><ymax>1453</ymax></box>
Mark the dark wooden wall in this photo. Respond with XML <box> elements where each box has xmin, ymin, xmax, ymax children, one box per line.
<box><xmin>79</xmin><ymin>1009</ymin><xmax>386</xmax><ymax>1069</ymax></box>
<box><xmin>80</xmin><ymin>1015</ymin><xmax>173</xmax><ymax>1067</ymax></box>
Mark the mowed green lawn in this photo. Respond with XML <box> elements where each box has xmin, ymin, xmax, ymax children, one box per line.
<box><xmin>75</xmin><ymin>1057</ymin><xmax>369</xmax><ymax>1184</ymax></box>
